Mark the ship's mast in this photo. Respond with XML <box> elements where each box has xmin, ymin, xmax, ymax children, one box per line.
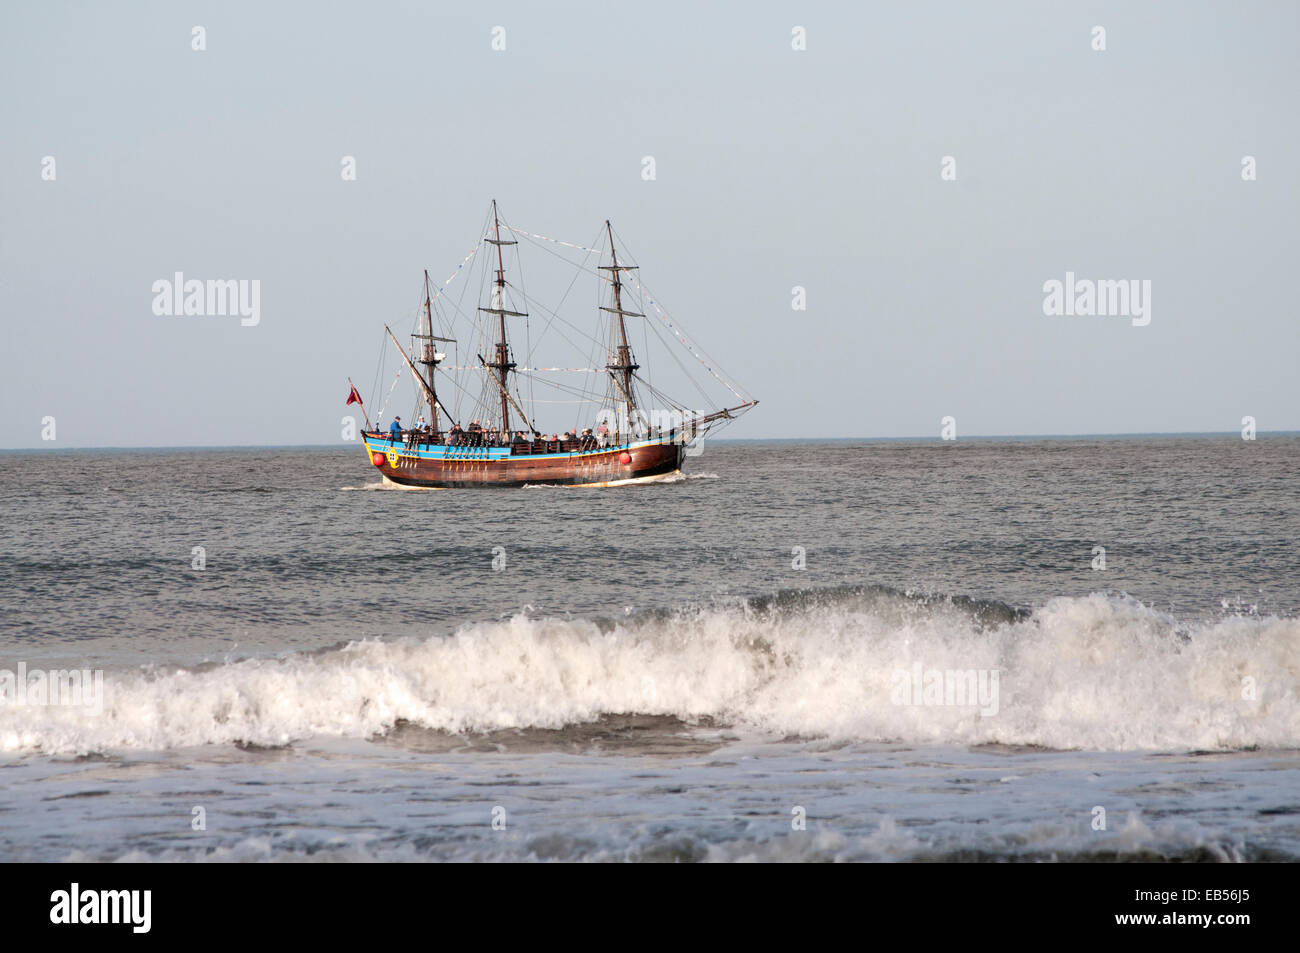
<box><xmin>417</xmin><ymin>270</ymin><xmax>439</xmax><ymax>432</ymax></box>
<box><xmin>480</xmin><ymin>200</ymin><xmax>526</xmax><ymax>433</ymax></box>
<box><xmin>601</xmin><ymin>220</ymin><xmax>642</xmax><ymax>431</ymax></box>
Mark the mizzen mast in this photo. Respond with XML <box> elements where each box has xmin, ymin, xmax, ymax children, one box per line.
<box><xmin>600</xmin><ymin>220</ymin><xmax>643</xmax><ymax>430</ymax></box>
<box><xmin>480</xmin><ymin>199</ymin><xmax>526</xmax><ymax>433</ymax></box>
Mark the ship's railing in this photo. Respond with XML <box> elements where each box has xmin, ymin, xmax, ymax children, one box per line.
<box><xmin>364</xmin><ymin>426</ymin><xmax>697</xmax><ymax>454</ymax></box>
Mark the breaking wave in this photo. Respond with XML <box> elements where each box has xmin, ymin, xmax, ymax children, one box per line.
<box><xmin>2</xmin><ymin>588</ymin><xmax>1296</xmax><ymax>754</ymax></box>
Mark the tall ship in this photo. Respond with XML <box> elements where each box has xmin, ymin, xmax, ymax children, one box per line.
<box><xmin>348</xmin><ymin>201</ymin><xmax>757</xmax><ymax>488</ymax></box>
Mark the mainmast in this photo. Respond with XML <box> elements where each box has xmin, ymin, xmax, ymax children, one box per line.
<box><xmin>600</xmin><ymin>220</ymin><xmax>643</xmax><ymax>429</ymax></box>
<box><xmin>480</xmin><ymin>200</ymin><xmax>526</xmax><ymax>433</ymax></box>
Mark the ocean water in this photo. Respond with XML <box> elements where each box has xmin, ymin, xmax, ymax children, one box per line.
<box><xmin>0</xmin><ymin>437</ymin><xmax>1297</xmax><ymax>862</ymax></box>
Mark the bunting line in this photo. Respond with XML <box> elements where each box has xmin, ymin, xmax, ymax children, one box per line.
<box><xmin>506</xmin><ymin>223</ymin><xmax>749</xmax><ymax>403</ymax></box>
<box><xmin>428</xmin><ymin>241</ymin><xmax>484</xmax><ymax>302</ymax></box>
<box><xmin>440</xmin><ymin>365</ymin><xmax>601</xmax><ymax>373</ymax></box>
<box><xmin>504</xmin><ymin>225</ymin><xmax>603</xmax><ymax>255</ymax></box>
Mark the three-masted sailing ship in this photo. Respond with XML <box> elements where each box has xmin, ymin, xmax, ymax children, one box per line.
<box><xmin>348</xmin><ymin>201</ymin><xmax>756</xmax><ymax>488</ymax></box>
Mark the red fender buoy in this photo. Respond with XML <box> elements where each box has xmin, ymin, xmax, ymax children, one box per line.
<box><xmin>371</xmin><ymin>451</ymin><xmax>386</xmax><ymax>466</ymax></box>
<box><xmin>619</xmin><ymin>452</ymin><xmax>632</xmax><ymax>465</ymax></box>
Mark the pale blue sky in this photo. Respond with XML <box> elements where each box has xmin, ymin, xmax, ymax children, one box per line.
<box><xmin>2</xmin><ymin>1</ymin><xmax>1296</xmax><ymax>447</ymax></box>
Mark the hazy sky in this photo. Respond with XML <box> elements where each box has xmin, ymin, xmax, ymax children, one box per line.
<box><xmin>2</xmin><ymin>1</ymin><xmax>1297</xmax><ymax>447</ymax></box>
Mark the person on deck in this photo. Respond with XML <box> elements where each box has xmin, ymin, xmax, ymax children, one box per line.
<box><xmin>389</xmin><ymin>416</ymin><xmax>403</xmax><ymax>441</ymax></box>
<box><xmin>596</xmin><ymin>421</ymin><xmax>610</xmax><ymax>447</ymax></box>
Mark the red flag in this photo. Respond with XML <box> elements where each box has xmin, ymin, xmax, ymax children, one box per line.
<box><xmin>346</xmin><ymin>384</ymin><xmax>363</xmax><ymax>406</ymax></box>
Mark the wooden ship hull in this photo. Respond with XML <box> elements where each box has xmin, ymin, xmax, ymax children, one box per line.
<box><xmin>362</xmin><ymin>434</ymin><xmax>685</xmax><ymax>488</ymax></box>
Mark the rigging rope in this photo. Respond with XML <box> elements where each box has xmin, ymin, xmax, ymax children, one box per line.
<box><xmin>373</xmin><ymin>215</ymin><xmax>755</xmax><ymax>440</ymax></box>
<box><xmin>507</xmin><ymin>223</ymin><xmax>752</xmax><ymax>406</ymax></box>
<box><xmin>373</xmin><ymin>368</ymin><xmax>404</xmax><ymax>426</ymax></box>
<box><xmin>628</xmin><ymin>271</ymin><xmax>752</xmax><ymax>405</ymax></box>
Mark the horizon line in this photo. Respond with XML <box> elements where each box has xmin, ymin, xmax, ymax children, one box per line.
<box><xmin>2</xmin><ymin>429</ymin><xmax>1295</xmax><ymax>452</ymax></box>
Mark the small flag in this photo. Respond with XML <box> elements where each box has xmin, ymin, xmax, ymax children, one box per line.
<box><xmin>346</xmin><ymin>384</ymin><xmax>363</xmax><ymax>406</ymax></box>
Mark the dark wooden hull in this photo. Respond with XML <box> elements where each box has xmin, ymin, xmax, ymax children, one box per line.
<box><xmin>362</xmin><ymin>436</ymin><xmax>685</xmax><ymax>488</ymax></box>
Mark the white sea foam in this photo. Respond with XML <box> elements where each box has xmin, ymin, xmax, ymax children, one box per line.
<box><xmin>2</xmin><ymin>592</ymin><xmax>1296</xmax><ymax>754</ymax></box>
<box><xmin>68</xmin><ymin>811</ymin><xmax>1254</xmax><ymax>863</ymax></box>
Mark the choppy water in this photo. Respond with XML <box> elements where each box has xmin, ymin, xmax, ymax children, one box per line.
<box><xmin>0</xmin><ymin>437</ymin><xmax>1297</xmax><ymax>861</ymax></box>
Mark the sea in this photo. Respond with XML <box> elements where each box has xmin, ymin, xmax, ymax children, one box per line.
<box><xmin>0</xmin><ymin>436</ymin><xmax>1297</xmax><ymax>862</ymax></box>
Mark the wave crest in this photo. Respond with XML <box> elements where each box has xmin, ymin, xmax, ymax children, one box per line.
<box><xmin>2</xmin><ymin>589</ymin><xmax>1296</xmax><ymax>754</ymax></box>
